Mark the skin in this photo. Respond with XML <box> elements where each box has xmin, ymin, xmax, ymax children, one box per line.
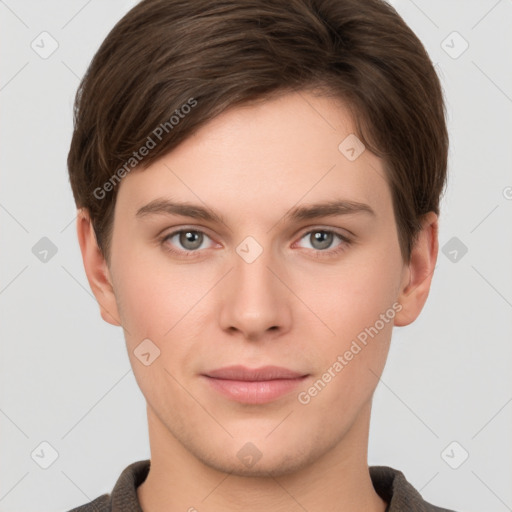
<box><xmin>77</xmin><ymin>90</ymin><xmax>438</xmax><ymax>512</ymax></box>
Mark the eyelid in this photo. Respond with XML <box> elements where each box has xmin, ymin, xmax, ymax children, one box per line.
<box><xmin>157</xmin><ymin>223</ymin><xmax>217</xmax><ymax>239</ymax></box>
<box><xmin>291</xmin><ymin>228</ymin><xmax>353</xmax><ymax>260</ymax></box>
<box><xmin>294</xmin><ymin>225</ymin><xmax>353</xmax><ymax>242</ymax></box>
<box><xmin>161</xmin><ymin>226</ymin><xmax>218</xmax><ymax>244</ymax></box>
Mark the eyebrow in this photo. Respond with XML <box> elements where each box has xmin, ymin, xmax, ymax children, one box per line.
<box><xmin>284</xmin><ymin>199</ymin><xmax>375</xmax><ymax>222</ymax></box>
<box><xmin>136</xmin><ymin>199</ymin><xmax>226</xmax><ymax>224</ymax></box>
<box><xmin>135</xmin><ymin>198</ymin><xmax>375</xmax><ymax>224</ymax></box>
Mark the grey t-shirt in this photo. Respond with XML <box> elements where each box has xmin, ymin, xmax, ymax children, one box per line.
<box><xmin>68</xmin><ymin>460</ymin><xmax>456</xmax><ymax>511</ymax></box>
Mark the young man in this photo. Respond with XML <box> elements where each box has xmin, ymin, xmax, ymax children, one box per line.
<box><xmin>67</xmin><ymin>0</ymin><xmax>454</xmax><ymax>510</ymax></box>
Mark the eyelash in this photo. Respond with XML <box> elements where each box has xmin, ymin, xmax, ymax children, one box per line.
<box><xmin>159</xmin><ymin>227</ymin><xmax>352</xmax><ymax>259</ymax></box>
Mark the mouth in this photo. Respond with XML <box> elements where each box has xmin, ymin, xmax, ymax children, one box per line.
<box><xmin>201</xmin><ymin>365</ymin><xmax>309</xmax><ymax>404</ymax></box>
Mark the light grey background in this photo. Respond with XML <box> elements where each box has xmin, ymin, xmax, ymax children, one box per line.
<box><xmin>1</xmin><ymin>1</ymin><xmax>511</xmax><ymax>511</ymax></box>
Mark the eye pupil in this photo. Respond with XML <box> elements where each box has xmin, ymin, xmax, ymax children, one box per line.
<box><xmin>311</xmin><ymin>231</ymin><xmax>333</xmax><ymax>250</ymax></box>
<box><xmin>180</xmin><ymin>230</ymin><xmax>203</xmax><ymax>250</ymax></box>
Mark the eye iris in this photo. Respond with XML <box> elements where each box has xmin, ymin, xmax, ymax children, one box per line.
<box><xmin>180</xmin><ymin>231</ymin><xmax>203</xmax><ymax>250</ymax></box>
<box><xmin>311</xmin><ymin>231</ymin><xmax>333</xmax><ymax>250</ymax></box>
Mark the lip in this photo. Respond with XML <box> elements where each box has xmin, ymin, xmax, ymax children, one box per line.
<box><xmin>202</xmin><ymin>365</ymin><xmax>309</xmax><ymax>404</ymax></box>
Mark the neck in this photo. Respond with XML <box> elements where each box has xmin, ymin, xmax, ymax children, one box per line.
<box><xmin>137</xmin><ymin>403</ymin><xmax>387</xmax><ymax>512</ymax></box>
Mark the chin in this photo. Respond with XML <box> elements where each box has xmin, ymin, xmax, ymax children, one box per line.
<box><xmin>202</xmin><ymin>450</ymin><xmax>313</xmax><ymax>478</ymax></box>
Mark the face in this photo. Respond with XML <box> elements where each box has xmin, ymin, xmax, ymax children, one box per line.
<box><xmin>89</xmin><ymin>91</ymin><xmax>421</xmax><ymax>476</ymax></box>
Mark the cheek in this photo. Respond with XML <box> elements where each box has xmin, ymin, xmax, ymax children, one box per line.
<box><xmin>303</xmin><ymin>250</ymin><xmax>402</xmax><ymax>342</ymax></box>
<box><xmin>110</xmin><ymin>250</ymin><xmax>209</xmax><ymax>405</ymax></box>
<box><xmin>111</xmin><ymin>245</ymin><xmax>211</xmax><ymax>339</ymax></box>
<box><xmin>293</xmin><ymin>245</ymin><xmax>402</xmax><ymax>402</ymax></box>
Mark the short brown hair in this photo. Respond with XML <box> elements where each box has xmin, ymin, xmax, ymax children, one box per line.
<box><xmin>67</xmin><ymin>0</ymin><xmax>448</xmax><ymax>262</ymax></box>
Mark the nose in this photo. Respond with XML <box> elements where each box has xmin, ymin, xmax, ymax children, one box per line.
<box><xmin>218</xmin><ymin>243</ymin><xmax>293</xmax><ymax>342</ymax></box>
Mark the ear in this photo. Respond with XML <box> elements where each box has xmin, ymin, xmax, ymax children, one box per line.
<box><xmin>76</xmin><ymin>209</ymin><xmax>122</xmax><ymax>327</ymax></box>
<box><xmin>394</xmin><ymin>211</ymin><xmax>438</xmax><ymax>327</ymax></box>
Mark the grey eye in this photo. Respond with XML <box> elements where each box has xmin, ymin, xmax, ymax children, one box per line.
<box><xmin>309</xmin><ymin>231</ymin><xmax>335</xmax><ymax>250</ymax></box>
<box><xmin>178</xmin><ymin>230</ymin><xmax>204</xmax><ymax>250</ymax></box>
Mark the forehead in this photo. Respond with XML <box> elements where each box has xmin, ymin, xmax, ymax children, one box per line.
<box><xmin>115</xmin><ymin>91</ymin><xmax>392</xmax><ymax>223</ymax></box>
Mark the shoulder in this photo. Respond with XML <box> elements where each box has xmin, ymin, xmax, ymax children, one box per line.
<box><xmin>67</xmin><ymin>494</ymin><xmax>111</xmax><ymax>512</ymax></box>
<box><xmin>66</xmin><ymin>460</ymin><xmax>150</xmax><ymax>512</ymax></box>
<box><xmin>370</xmin><ymin>465</ymin><xmax>458</xmax><ymax>512</ymax></box>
